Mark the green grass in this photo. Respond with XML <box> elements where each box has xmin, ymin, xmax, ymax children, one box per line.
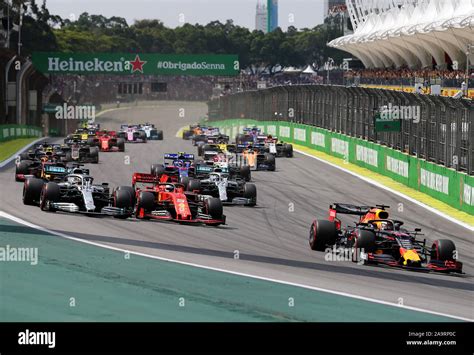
<box><xmin>0</xmin><ymin>137</ymin><xmax>39</xmax><ymax>162</ymax></box>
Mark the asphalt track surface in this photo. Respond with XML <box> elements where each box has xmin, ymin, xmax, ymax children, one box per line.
<box><xmin>0</xmin><ymin>101</ymin><xmax>472</xmax><ymax>320</ymax></box>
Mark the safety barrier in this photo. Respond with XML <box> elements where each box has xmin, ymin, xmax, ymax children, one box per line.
<box><xmin>211</xmin><ymin>119</ymin><xmax>474</xmax><ymax>216</ymax></box>
<box><xmin>0</xmin><ymin>125</ymin><xmax>43</xmax><ymax>142</ymax></box>
<box><xmin>208</xmin><ymin>85</ymin><xmax>473</xmax><ymax>176</ymax></box>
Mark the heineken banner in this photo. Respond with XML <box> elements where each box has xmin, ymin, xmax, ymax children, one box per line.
<box><xmin>31</xmin><ymin>52</ymin><xmax>240</xmax><ymax>76</ymax></box>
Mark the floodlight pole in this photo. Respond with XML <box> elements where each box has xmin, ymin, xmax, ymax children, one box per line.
<box><xmin>466</xmin><ymin>44</ymin><xmax>473</xmax><ymax>97</ymax></box>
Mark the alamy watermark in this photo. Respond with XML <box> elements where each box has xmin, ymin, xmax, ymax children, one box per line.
<box><xmin>55</xmin><ymin>103</ymin><xmax>96</xmax><ymax>121</ymax></box>
<box><xmin>0</xmin><ymin>245</ymin><xmax>38</xmax><ymax>265</ymax></box>
<box><xmin>380</xmin><ymin>103</ymin><xmax>420</xmax><ymax>123</ymax></box>
<box><xmin>325</xmin><ymin>246</ymin><xmax>366</xmax><ymax>265</ymax></box>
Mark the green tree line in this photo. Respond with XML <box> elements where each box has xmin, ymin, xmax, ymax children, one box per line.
<box><xmin>5</xmin><ymin>0</ymin><xmax>349</xmax><ymax>73</ymax></box>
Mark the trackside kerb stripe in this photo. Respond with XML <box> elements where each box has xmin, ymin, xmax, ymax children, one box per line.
<box><xmin>0</xmin><ymin>137</ymin><xmax>49</xmax><ymax>168</ymax></box>
<box><xmin>0</xmin><ymin>210</ymin><xmax>470</xmax><ymax>322</ymax></box>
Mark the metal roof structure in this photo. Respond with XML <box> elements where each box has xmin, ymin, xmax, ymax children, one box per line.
<box><xmin>328</xmin><ymin>0</ymin><xmax>474</xmax><ymax>69</ymax></box>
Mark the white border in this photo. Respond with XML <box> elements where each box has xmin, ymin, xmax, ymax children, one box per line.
<box><xmin>0</xmin><ymin>210</ymin><xmax>471</xmax><ymax>322</ymax></box>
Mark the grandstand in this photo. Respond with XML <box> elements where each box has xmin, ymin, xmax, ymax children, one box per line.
<box><xmin>329</xmin><ymin>0</ymin><xmax>474</xmax><ymax>70</ymax></box>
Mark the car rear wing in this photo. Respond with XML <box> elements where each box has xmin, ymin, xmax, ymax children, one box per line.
<box><xmin>243</xmin><ymin>127</ymin><xmax>261</xmax><ymax>133</ymax></box>
<box><xmin>132</xmin><ymin>172</ymin><xmax>161</xmax><ymax>186</ymax></box>
<box><xmin>164</xmin><ymin>153</ymin><xmax>194</xmax><ymax>160</ymax></box>
<box><xmin>330</xmin><ymin>203</ymin><xmax>373</xmax><ymax>216</ymax></box>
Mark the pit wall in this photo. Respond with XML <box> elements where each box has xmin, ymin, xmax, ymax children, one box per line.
<box><xmin>0</xmin><ymin>125</ymin><xmax>42</xmax><ymax>142</ymax></box>
<box><xmin>212</xmin><ymin>119</ymin><xmax>474</xmax><ymax>216</ymax></box>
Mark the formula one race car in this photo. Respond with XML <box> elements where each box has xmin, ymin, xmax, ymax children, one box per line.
<box><xmin>195</xmin><ymin>151</ymin><xmax>251</xmax><ymax>182</ymax></box>
<box><xmin>256</xmin><ymin>135</ymin><xmax>293</xmax><ymax>158</ymax></box>
<box><xmin>22</xmin><ymin>173</ymin><xmax>133</xmax><ymax>218</ymax></box>
<box><xmin>235</xmin><ymin>144</ymin><xmax>275</xmax><ymax>171</ymax></box>
<box><xmin>15</xmin><ymin>155</ymin><xmax>68</xmax><ymax>182</ymax></box>
<box><xmin>182</xmin><ymin>124</ymin><xmax>201</xmax><ymax>140</ymax></box>
<box><xmin>64</xmin><ymin>130</ymin><xmax>97</xmax><ymax>145</ymax></box>
<box><xmin>150</xmin><ymin>153</ymin><xmax>196</xmax><ymax>183</ymax></box>
<box><xmin>309</xmin><ymin>203</ymin><xmax>463</xmax><ymax>273</ymax></box>
<box><xmin>197</xmin><ymin>143</ymin><xmax>237</xmax><ymax>157</ymax></box>
<box><xmin>132</xmin><ymin>173</ymin><xmax>226</xmax><ymax>226</ymax></box>
<box><xmin>192</xmin><ymin>127</ymin><xmax>221</xmax><ymax>146</ymax></box>
<box><xmin>90</xmin><ymin>130</ymin><xmax>125</xmax><ymax>152</ymax></box>
<box><xmin>18</xmin><ymin>143</ymin><xmax>63</xmax><ymax>162</ymax></box>
<box><xmin>61</xmin><ymin>141</ymin><xmax>99</xmax><ymax>163</ymax></box>
<box><xmin>235</xmin><ymin>127</ymin><xmax>261</xmax><ymax>145</ymax></box>
<box><xmin>118</xmin><ymin>125</ymin><xmax>147</xmax><ymax>143</ymax></box>
<box><xmin>138</xmin><ymin>123</ymin><xmax>163</xmax><ymax>140</ymax></box>
<box><xmin>193</xmin><ymin>165</ymin><xmax>256</xmax><ymax>206</ymax></box>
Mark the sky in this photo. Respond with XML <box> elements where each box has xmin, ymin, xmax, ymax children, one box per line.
<box><xmin>45</xmin><ymin>0</ymin><xmax>326</xmax><ymax>30</ymax></box>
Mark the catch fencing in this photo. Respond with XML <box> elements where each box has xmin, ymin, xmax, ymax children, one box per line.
<box><xmin>208</xmin><ymin>85</ymin><xmax>473</xmax><ymax>176</ymax></box>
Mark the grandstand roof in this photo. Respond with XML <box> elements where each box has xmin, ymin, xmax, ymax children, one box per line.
<box><xmin>329</xmin><ymin>0</ymin><xmax>474</xmax><ymax>69</ymax></box>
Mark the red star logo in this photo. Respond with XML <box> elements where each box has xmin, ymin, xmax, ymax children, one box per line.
<box><xmin>130</xmin><ymin>55</ymin><xmax>146</xmax><ymax>73</ymax></box>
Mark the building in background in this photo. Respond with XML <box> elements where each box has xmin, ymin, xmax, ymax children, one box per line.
<box><xmin>267</xmin><ymin>0</ymin><xmax>278</xmax><ymax>32</ymax></box>
<box><xmin>255</xmin><ymin>0</ymin><xmax>267</xmax><ymax>32</ymax></box>
<box><xmin>329</xmin><ymin>0</ymin><xmax>474</xmax><ymax>69</ymax></box>
<box><xmin>325</xmin><ymin>0</ymin><xmax>347</xmax><ymax>18</ymax></box>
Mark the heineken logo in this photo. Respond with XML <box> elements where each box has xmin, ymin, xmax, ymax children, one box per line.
<box><xmin>47</xmin><ymin>55</ymin><xmax>146</xmax><ymax>73</ymax></box>
<box><xmin>32</xmin><ymin>52</ymin><xmax>240</xmax><ymax>76</ymax></box>
<box><xmin>130</xmin><ymin>54</ymin><xmax>147</xmax><ymax>73</ymax></box>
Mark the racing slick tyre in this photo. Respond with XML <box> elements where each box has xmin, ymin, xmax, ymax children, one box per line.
<box><xmin>284</xmin><ymin>144</ymin><xmax>294</xmax><ymax>158</ymax></box>
<box><xmin>151</xmin><ymin>164</ymin><xmax>165</xmax><ymax>176</ymax></box>
<box><xmin>19</xmin><ymin>152</ymin><xmax>30</xmax><ymax>160</ymax></box>
<box><xmin>115</xmin><ymin>186</ymin><xmax>136</xmax><ymax>207</ymax></box>
<box><xmin>197</xmin><ymin>142</ymin><xmax>206</xmax><ymax>156</ymax></box>
<box><xmin>138</xmin><ymin>130</ymin><xmax>147</xmax><ymax>142</ymax></box>
<box><xmin>40</xmin><ymin>182</ymin><xmax>60</xmax><ymax>211</ymax></box>
<box><xmin>118</xmin><ymin>132</ymin><xmax>126</xmax><ymax>140</ymax></box>
<box><xmin>113</xmin><ymin>188</ymin><xmax>133</xmax><ymax>219</ymax></box>
<box><xmin>205</xmin><ymin>197</ymin><xmax>223</xmax><ymax>221</ymax></box>
<box><xmin>183</xmin><ymin>130</ymin><xmax>192</xmax><ymax>140</ymax></box>
<box><xmin>15</xmin><ymin>160</ymin><xmax>32</xmax><ymax>181</ymax></box>
<box><xmin>430</xmin><ymin>239</ymin><xmax>456</xmax><ymax>261</ymax></box>
<box><xmin>22</xmin><ymin>178</ymin><xmax>44</xmax><ymax>206</ymax></box>
<box><xmin>89</xmin><ymin>146</ymin><xmax>99</xmax><ymax>164</ymax></box>
<box><xmin>180</xmin><ymin>176</ymin><xmax>190</xmax><ymax>189</ymax></box>
<box><xmin>87</xmin><ymin>137</ymin><xmax>97</xmax><ymax>147</ymax></box>
<box><xmin>155</xmin><ymin>130</ymin><xmax>163</xmax><ymax>140</ymax></box>
<box><xmin>117</xmin><ymin>138</ymin><xmax>125</xmax><ymax>152</ymax></box>
<box><xmin>135</xmin><ymin>191</ymin><xmax>155</xmax><ymax>219</ymax></box>
<box><xmin>187</xmin><ymin>179</ymin><xmax>201</xmax><ymax>192</ymax></box>
<box><xmin>243</xmin><ymin>183</ymin><xmax>257</xmax><ymax>206</ymax></box>
<box><xmin>240</xmin><ymin>165</ymin><xmax>251</xmax><ymax>181</ymax></box>
<box><xmin>64</xmin><ymin>152</ymin><xmax>72</xmax><ymax>162</ymax></box>
<box><xmin>235</xmin><ymin>134</ymin><xmax>244</xmax><ymax>144</ymax></box>
<box><xmin>352</xmin><ymin>229</ymin><xmax>376</xmax><ymax>263</ymax></box>
<box><xmin>309</xmin><ymin>220</ymin><xmax>337</xmax><ymax>251</ymax></box>
<box><xmin>264</xmin><ymin>153</ymin><xmax>276</xmax><ymax>171</ymax></box>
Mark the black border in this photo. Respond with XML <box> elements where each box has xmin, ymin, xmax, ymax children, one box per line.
<box><xmin>0</xmin><ymin>322</ymin><xmax>472</xmax><ymax>353</ymax></box>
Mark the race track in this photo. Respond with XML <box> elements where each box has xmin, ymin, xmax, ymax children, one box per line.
<box><xmin>1</xmin><ymin>101</ymin><xmax>472</xmax><ymax>320</ymax></box>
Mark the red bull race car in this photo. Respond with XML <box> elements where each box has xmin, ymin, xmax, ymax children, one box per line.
<box><xmin>309</xmin><ymin>203</ymin><xmax>463</xmax><ymax>274</ymax></box>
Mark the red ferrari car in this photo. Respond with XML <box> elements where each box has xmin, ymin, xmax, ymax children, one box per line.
<box><xmin>90</xmin><ymin>130</ymin><xmax>125</xmax><ymax>152</ymax></box>
<box><xmin>131</xmin><ymin>173</ymin><xmax>226</xmax><ymax>226</ymax></box>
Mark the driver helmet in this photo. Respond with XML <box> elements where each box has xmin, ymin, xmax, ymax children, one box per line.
<box><xmin>373</xmin><ymin>220</ymin><xmax>392</xmax><ymax>230</ymax></box>
<box><xmin>67</xmin><ymin>175</ymin><xmax>82</xmax><ymax>185</ymax></box>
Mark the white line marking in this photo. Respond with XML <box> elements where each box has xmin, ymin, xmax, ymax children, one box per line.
<box><xmin>0</xmin><ymin>137</ymin><xmax>49</xmax><ymax>168</ymax></box>
<box><xmin>0</xmin><ymin>210</ymin><xmax>470</xmax><ymax>322</ymax></box>
<box><xmin>294</xmin><ymin>149</ymin><xmax>474</xmax><ymax>232</ymax></box>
